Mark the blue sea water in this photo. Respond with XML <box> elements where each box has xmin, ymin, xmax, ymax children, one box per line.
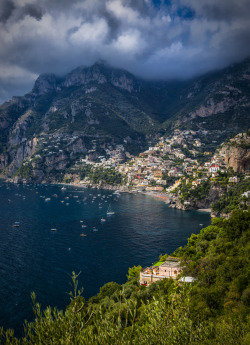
<box><xmin>0</xmin><ymin>183</ymin><xmax>211</xmax><ymax>335</ymax></box>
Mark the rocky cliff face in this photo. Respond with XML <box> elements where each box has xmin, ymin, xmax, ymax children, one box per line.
<box><xmin>219</xmin><ymin>133</ymin><xmax>250</xmax><ymax>173</ymax></box>
<box><xmin>0</xmin><ymin>59</ymin><xmax>249</xmax><ymax>182</ymax></box>
<box><xmin>173</xmin><ymin>59</ymin><xmax>250</xmax><ymax>131</ymax></box>
<box><xmin>32</xmin><ymin>74</ymin><xmax>59</xmax><ymax>95</ymax></box>
<box><xmin>169</xmin><ymin>185</ymin><xmax>224</xmax><ymax>211</ymax></box>
<box><xmin>62</xmin><ymin>63</ymin><xmax>140</xmax><ymax>93</ymax></box>
<box><xmin>0</xmin><ymin>153</ymin><xmax>9</xmax><ymax>169</ymax></box>
<box><xmin>8</xmin><ymin>137</ymin><xmax>38</xmax><ymax>176</ymax></box>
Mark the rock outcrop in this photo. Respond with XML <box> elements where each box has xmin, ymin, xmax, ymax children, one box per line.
<box><xmin>220</xmin><ymin>133</ymin><xmax>250</xmax><ymax>173</ymax></box>
<box><xmin>0</xmin><ymin>59</ymin><xmax>249</xmax><ymax>183</ymax></box>
<box><xmin>8</xmin><ymin>137</ymin><xmax>38</xmax><ymax>176</ymax></box>
<box><xmin>169</xmin><ymin>185</ymin><xmax>224</xmax><ymax>211</ymax></box>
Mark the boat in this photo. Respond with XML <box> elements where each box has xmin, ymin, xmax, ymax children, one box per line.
<box><xmin>80</xmin><ymin>233</ymin><xmax>87</xmax><ymax>237</ymax></box>
<box><xmin>61</xmin><ymin>186</ymin><xmax>66</xmax><ymax>190</ymax></box>
<box><xmin>107</xmin><ymin>205</ymin><xmax>115</xmax><ymax>215</ymax></box>
<box><xmin>45</xmin><ymin>198</ymin><xmax>51</xmax><ymax>202</ymax></box>
<box><xmin>101</xmin><ymin>218</ymin><xmax>106</xmax><ymax>222</ymax></box>
<box><xmin>13</xmin><ymin>222</ymin><xmax>20</xmax><ymax>228</ymax></box>
<box><xmin>51</xmin><ymin>228</ymin><xmax>57</xmax><ymax>231</ymax></box>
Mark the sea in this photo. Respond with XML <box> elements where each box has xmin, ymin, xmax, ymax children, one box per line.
<box><xmin>0</xmin><ymin>183</ymin><xmax>211</xmax><ymax>335</ymax></box>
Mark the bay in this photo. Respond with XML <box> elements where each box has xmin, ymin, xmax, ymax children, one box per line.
<box><xmin>0</xmin><ymin>183</ymin><xmax>210</xmax><ymax>335</ymax></box>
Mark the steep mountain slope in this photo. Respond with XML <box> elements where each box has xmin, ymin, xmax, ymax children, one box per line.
<box><xmin>0</xmin><ymin>63</ymin><xmax>160</xmax><ymax>177</ymax></box>
<box><xmin>0</xmin><ymin>59</ymin><xmax>249</xmax><ymax>179</ymax></box>
<box><xmin>167</xmin><ymin>58</ymin><xmax>250</xmax><ymax>132</ymax></box>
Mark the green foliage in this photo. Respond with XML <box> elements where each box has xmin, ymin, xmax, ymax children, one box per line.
<box><xmin>158</xmin><ymin>253</ymin><xmax>169</xmax><ymax>262</ymax></box>
<box><xmin>14</xmin><ymin>162</ymin><xmax>33</xmax><ymax>179</ymax></box>
<box><xmin>174</xmin><ymin>210</ymin><xmax>250</xmax><ymax>320</ymax></box>
<box><xmin>180</xmin><ymin>180</ymin><xmax>211</xmax><ymax>201</ymax></box>
<box><xmin>127</xmin><ymin>265</ymin><xmax>142</xmax><ymax>282</ymax></box>
<box><xmin>212</xmin><ymin>177</ymin><xmax>250</xmax><ymax>214</ymax></box>
<box><xmin>77</xmin><ymin>165</ymin><xmax>124</xmax><ymax>185</ymax></box>
<box><xmin>90</xmin><ymin>168</ymin><xmax>124</xmax><ymax>185</ymax></box>
<box><xmin>1</xmin><ymin>209</ymin><xmax>250</xmax><ymax>344</ymax></box>
<box><xmin>153</xmin><ymin>261</ymin><xmax>164</xmax><ymax>266</ymax></box>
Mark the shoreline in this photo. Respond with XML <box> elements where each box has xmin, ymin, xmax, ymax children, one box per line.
<box><xmin>3</xmin><ymin>179</ymin><xmax>171</xmax><ymax>203</ymax></box>
<box><xmin>197</xmin><ymin>208</ymin><xmax>211</xmax><ymax>213</ymax></box>
<box><xmin>60</xmin><ymin>183</ymin><xmax>171</xmax><ymax>202</ymax></box>
<box><xmin>4</xmin><ymin>180</ymin><xmax>213</xmax><ymax>210</ymax></box>
<box><xmin>142</xmin><ymin>192</ymin><xmax>169</xmax><ymax>202</ymax></box>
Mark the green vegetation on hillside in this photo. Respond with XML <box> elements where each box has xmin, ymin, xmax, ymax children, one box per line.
<box><xmin>180</xmin><ymin>179</ymin><xmax>211</xmax><ymax>201</ymax></box>
<box><xmin>14</xmin><ymin>162</ymin><xmax>33</xmax><ymax>179</ymax></box>
<box><xmin>212</xmin><ymin>178</ymin><xmax>250</xmax><ymax>214</ymax></box>
<box><xmin>77</xmin><ymin>166</ymin><xmax>124</xmax><ymax>185</ymax></box>
<box><xmin>1</xmin><ymin>210</ymin><xmax>249</xmax><ymax>344</ymax></box>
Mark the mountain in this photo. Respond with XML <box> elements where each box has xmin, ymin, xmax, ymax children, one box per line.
<box><xmin>0</xmin><ymin>59</ymin><xmax>249</xmax><ymax>180</ymax></box>
<box><xmin>165</xmin><ymin>58</ymin><xmax>250</xmax><ymax>132</ymax></box>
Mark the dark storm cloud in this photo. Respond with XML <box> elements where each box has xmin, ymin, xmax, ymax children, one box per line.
<box><xmin>0</xmin><ymin>0</ymin><xmax>15</xmax><ymax>23</ymax></box>
<box><xmin>20</xmin><ymin>4</ymin><xmax>43</xmax><ymax>21</ymax></box>
<box><xmin>0</xmin><ymin>0</ymin><xmax>43</xmax><ymax>23</ymax></box>
<box><xmin>0</xmin><ymin>0</ymin><xmax>250</xmax><ymax>104</ymax></box>
<box><xmin>180</xmin><ymin>0</ymin><xmax>250</xmax><ymax>20</ymax></box>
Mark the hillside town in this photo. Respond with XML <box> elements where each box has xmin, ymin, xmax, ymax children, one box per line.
<box><xmin>10</xmin><ymin>129</ymin><xmax>250</xmax><ymax>216</ymax></box>
<box><xmin>70</xmin><ymin>130</ymin><xmax>249</xmax><ymax>200</ymax></box>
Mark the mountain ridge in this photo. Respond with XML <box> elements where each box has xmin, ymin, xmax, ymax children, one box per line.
<box><xmin>0</xmin><ymin>58</ymin><xmax>249</xmax><ymax>179</ymax></box>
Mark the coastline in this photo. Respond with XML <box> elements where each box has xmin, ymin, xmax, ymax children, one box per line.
<box><xmin>197</xmin><ymin>208</ymin><xmax>211</xmax><ymax>213</ymax></box>
<box><xmin>4</xmin><ymin>178</ymin><xmax>172</xmax><ymax>203</ymax></box>
<box><xmin>61</xmin><ymin>182</ymin><xmax>171</xmax><ymax>202</ymax></box>
<box><xmin>142</xmin><ymin>192</ymin><xmax>170</xmax><ymax>202</ymax></box>
<box><xmin>5</xmin><ymin>179</ymin><xmax>213</xmax><ymax>209</ymax></box>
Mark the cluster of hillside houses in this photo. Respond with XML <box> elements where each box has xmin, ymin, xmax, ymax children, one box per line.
<box><xmin>65</xmin><ymin>129</ymin><xmax>232</xmax><ymax>190</ymax></box>
<box><xmin>24</xmin><ymin>129</ymin><xmax>247</xmax><ymax>193</ymax></box>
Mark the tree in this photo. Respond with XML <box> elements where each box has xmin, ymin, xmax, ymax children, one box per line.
<box><xmin>127</xmin><ymin>265</ymin><xmax>142</xmax><ymax>281</ymax></box>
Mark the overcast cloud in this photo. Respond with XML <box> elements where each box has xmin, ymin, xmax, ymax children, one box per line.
<box><xmin>0</xmin><ymin>0</ymin><xmax>250</xmax><ymax>103</ymax></box>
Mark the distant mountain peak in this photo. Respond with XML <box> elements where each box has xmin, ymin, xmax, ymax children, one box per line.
<box><xmin>32</xmin><ymin>73</ymin><xmax>58</xmax><ymax>95</ymax></box>
<box><xmin>93</xmin><ymin>59</ymin><xmax>108</xmax><ymax>67</ymax></box>
<box><xmin>60</xmin><ymin>61</ymin><xmax>140</xmax><ymax>93</ymax></box>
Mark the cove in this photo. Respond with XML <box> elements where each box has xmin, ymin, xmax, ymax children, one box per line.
<box><xmin>0</xmin><ymin>183</ymin><xmax>211</xmax><ymax>334</ymax></box>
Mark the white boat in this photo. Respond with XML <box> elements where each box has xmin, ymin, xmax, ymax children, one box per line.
<box><xmin>107</xmin><ymin>205</ymin><xmax>115</xmax><ymax>215</ymax></box>
<box><xmin>61</xmin><ymin>186</ymin><xmax>66</xmax><ymax>190</ymax></box>
<box><xmin>101</xmin><ymin>218</ymin><xmax>106</xmax><ymax>222</ymax></box>
<box><xmin>113</xmin><ymin>190</ymin><xmax>121</xmax><ymax>195</ymax></box>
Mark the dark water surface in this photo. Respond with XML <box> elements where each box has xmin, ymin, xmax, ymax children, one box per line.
<box><xmin>0</xmin><ymin>183</ymin><xmax>210</xmax><ymax>334</ymax></box>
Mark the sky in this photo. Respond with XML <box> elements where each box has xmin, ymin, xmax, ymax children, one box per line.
<box><xmin>0</xmin><ymin>0</ymin><xmax>250</xmax><ymax>104</ymax></box>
